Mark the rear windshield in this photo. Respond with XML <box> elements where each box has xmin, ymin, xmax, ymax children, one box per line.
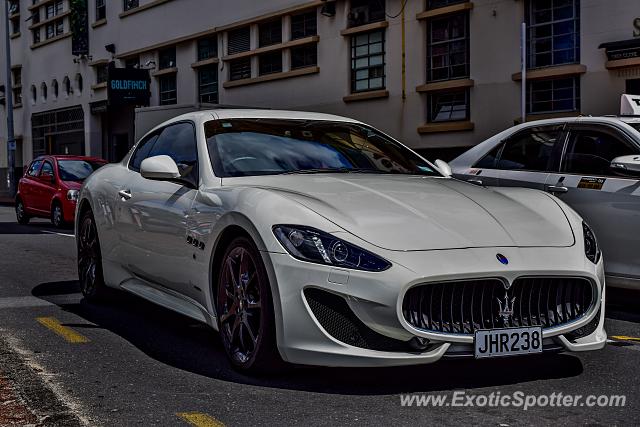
<box><xmin>57</xmin><ymin>160</ymin><xmax>105</xmax><ymax>182</ymax></box>
<box><xmin>204</xmin><ymin>119</ymin><xmax>440</xmax><ymax>178</ymax></box>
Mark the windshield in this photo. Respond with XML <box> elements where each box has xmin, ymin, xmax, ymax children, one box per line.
<box><xmin>629</xmin><ymin>123</ymin><xmax>640</xmax><ymax>133</ymax></box>
<box><xmin>57</xmin><ymin>160</ymin><xmax>105</xmax><ymax>182</ymax></box>
<box><xmin>204</xmin><ymin>119</ymin><xmax>440</xmax><ymax>178</ymax></box>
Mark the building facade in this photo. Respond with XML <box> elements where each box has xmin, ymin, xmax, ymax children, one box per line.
<box><xmin>2</xmin><ymin>0</ymin><xmax>640</xmax><ymax>195</ymax></box>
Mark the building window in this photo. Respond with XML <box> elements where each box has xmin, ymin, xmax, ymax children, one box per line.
<box><xmin>52</xmin><ymin>79</ymin><xmax>59</xmax><ymax>99</ymax></box>
<box><xmin>63</xmin><ymin>76</ymin><xmax>71</xmax><ymax>97</ymax></box>
<box><xmin>32</xmin><ymin>9</ymin><xmax>40</xmax><ymax>24</ymax></box>
<box><xmin>45</xmin><ymin>20</ymin><xmax>64</xmax><ymax>39</ymax></box>
<box><xmin>197</xmin><ymin>36</ymin><xmax>218</xmax><ymax>61</ymax></box>
<box><xmin>159</xmin><ymin>47</ymin><xmax>176</xmax><ymax>69</ymax></box>
<box><xmin>259</xmin><ymin>51</ymin><xmax>283</xmax><ymax>76</ymax></box>
<box><xmin>428</xmin><ymin>90</ymin><xmax>470</xmax><ymax>122</ymax></box>
<box><xmin>75</xmin><ymin>73</ymin><xmax>83</xmax><ymax>95</ymax></box>
<box><xmin>527</xmin><ymin>76</ymin><xmax>580</xmax><ymax>114</ymax></box>
<box><xmin>348</xmin><ymin>0</ymin><xmax>385</xmax><ymax>28</ymax></box>
<box><xmin>46</xmin><ymin>1</ymin><xmax>63</xmax><ymax>19</ymax></box>
<box><xmin>124</xmin><ymin>0</ymin><xmax>139</xmax><ymax>11</ymax></box>
<box><xmin>10</xmin><ymin>17</ymin><xmax>20</xmax><ymax>35</ymax></box>
<box><xmin>259</xmin><ymin>19</ymin><xmax>282</xmax><ymax>48</ymax></box>
<box><xmin>291</xmin><ymin>44</ymin><xmax>317</xmax><ymax>69</ymax></box>
<box><xmin>125</xmin><ymin>56</ymin><xmax>139</xmax><ymax>69</ymax></box>
<box><xmin>56</xmin><ymin>19</ymin><xmax>64</xmax><ymax>35</ymax></box>
<box><xmin>32</xmin><ymin>29</ymin><xmax>41</xmax><ymax>44</ymax></box>
<box><xmin>8</xmin><ymin>0</ymin><xmax>19</xmax><ymax>14</ymax></box>
<box><xmin>96</xmin><ymin>0</ymin><xmax>106</xmax><ymax>21</ymax></box>
<box><xmin>198</xmin><ymin>65</ymin><xmax>218</xmax><ymax>104</ymax></box>
<box><xmin>527</xmin><ymin>0</ymin><xmax>580</xmax><ymax>68</ymax></box>
<box><xmin>12</xmin><ymin>68</ymin><xmax>22</xmax><ymax>106</ymax></box>
<box><xmin>427</xmin><ymin>13</ymin><xmax>469</xmax><ymax>81</ymax></box>
<box><xmin>227</xmin><ymin>27</ymin><xmax>251</xmax><ymax>55</ymax></box>
<box><xmin>229</xmin><ymin>58</ymin><xmax>251</xmax><ymax>81</ymax></box>
<box><xmin>31</xmin><ymin>85</ymin><xmax>37</xmax><ymax>105</ymax></box>
<box><xmin>291</xmin><ymin>11</ymin><xmax>317</xmax><ymax>40</ymax></box>
<box><xmin>351</xmin><ymin>30</ymin><xmax>385</xmax><ymax>93</ymax></box>
<box><xmin>428</xmin><ymin>0</ymin><xmax>467</xmax><ymax>8</ymax></box>
<box><xmin>96</xmin><ymin>64</ymin><xmax>108</xmax><ymax>84</ymax></box>
<box><xmin>41</xmin><ymin>82</ymin><xmax>48</xmax><ymax>102</ymax></box>
<box><xmin>159</xmin><ymin>75</ymin><xmax>177</xmax><ymax>105</ymax></box>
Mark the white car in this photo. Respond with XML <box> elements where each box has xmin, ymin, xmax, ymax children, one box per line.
<box><xmin>76</xmin><ymin>109</ymin><xmax>606</xmax><ymax>373</ymax></box>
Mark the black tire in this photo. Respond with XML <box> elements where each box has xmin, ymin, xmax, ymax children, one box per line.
<box><xmin>77</xmin><ymin>209</ymin><xmax>109</xmax><ymax>302</ymax></box>
<box><xmin>51</xmin><ymin>201</ymin><xmax>65</xmax><ymax>228</ymax></box>
<box><xmin>216</xmin><ymin>236</ymin><xmax>284</xmax><ymax>374</ymax></box>
<box><xmin>15</xmin><ymin>198</ymin><xmax>30</xmax><ymax>225</ymax></box>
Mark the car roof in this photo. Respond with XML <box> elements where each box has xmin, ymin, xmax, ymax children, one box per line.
<box><xmin>33</xmin><ymin>155</ymin><xmax>107</xmax><ymax>162</ymax></box>
<box><xmin>161</xmin><ymin>109</ymin><xmax>366</xmax><ymax>126</ymax></box>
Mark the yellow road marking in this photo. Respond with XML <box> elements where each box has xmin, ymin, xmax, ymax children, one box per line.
<box><xmin>36</xmin><ymin>317</ymin><xmax>90</xmax><ymax>343</ymax></box>
<box><xmin>177</xmin><ymin>412</ymin><xmax>225</xmax><ymax>427</ymax></box>
<box><xmin>611</xmin><ymin>335</ymin><xmax>640</xmax><ymax>343</ymax></box>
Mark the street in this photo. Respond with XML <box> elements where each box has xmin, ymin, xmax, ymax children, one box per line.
<box><xmin>0</xmin><ymin>204</ymin><xmax>638</xmax><ymax>426</ymax></box>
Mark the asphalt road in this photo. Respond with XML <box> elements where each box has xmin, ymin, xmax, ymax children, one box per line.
<box><xmin>0</xmin><ymin>205</ymin><xmax>639</xmax><ymax>426</ymax></box>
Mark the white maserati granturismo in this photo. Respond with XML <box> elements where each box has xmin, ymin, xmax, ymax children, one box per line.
<box><xmin>76</xmin><ymin>110</ymin><xmax>606</xmax><ymax>373</ymax></box>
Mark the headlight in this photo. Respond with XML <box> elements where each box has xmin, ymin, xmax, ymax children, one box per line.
<box><xmin>583</xmin><ymin>222</ymin><xmax>601</xmax><ymax>264</ymax></box>
<box><xmin>273</xmin><ymin>225</ymin><xmax>391</xmax><ymax>272</ymax></box>
<box><xmin>66</xmin><ymin>190</ymin><xmax>79</xmax><ymax>201</ymax></box>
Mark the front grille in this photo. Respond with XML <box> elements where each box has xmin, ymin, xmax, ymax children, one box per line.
<box><xmin>402</xmin><ymin>277</ymin><xmax>595</xmax><ymax>336</ymax></box>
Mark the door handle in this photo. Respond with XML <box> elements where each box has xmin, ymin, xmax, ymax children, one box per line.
<box><xmin>118</xmin><ymin>189</ymin><xmax>132</xmax><ymax>200</ymax></box>
<box><xmin>467</xmin><ymin>179</ymin><xmax>484</xmax><ymax>186</ymax></box>
<box><xmin>547</xmin><ymin>185</ymin><xmax>568</xmax><ymax>194</ymax></box>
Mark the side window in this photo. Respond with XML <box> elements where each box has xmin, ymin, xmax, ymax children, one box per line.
<box><xmin>129</xmin><ymin>133</ymin><xmax>160</xmax><ymax>172</ymax></box>
<box><xmin>27</xmin><ymin>160</ymin><xmax>43</xmax><ymax>177</ymax></box>
<box><xmin>474</xmin><ymin>144</ymin><xmax>503</xmax><ymax>169</ymax></box>
<box><xmin>496</xmin><ymin>128</ymin><xmax>561</xmax><ymax>171</ymax></box>
<box><xmin>562</xmin><ymin>130</ymin><xmax>637</xmax><ymax>177</ymax></box>
<box><xmin>148</xmin><ymin>122</ymin><xmax>199</xmax><ymax>187</ymax></box>
<box><xmin>41</xmin><ymin>161</ymin><xmax>54</xmax><ymax>177</ymax></box>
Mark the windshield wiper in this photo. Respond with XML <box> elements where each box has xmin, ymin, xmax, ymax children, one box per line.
<box><xmin>279</xmin><ymin>168</ymin><xmax>392</xmax><ymax>175</ymax></box>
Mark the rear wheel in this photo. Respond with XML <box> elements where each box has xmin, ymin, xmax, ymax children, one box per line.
<box><xmin>51</xmin><ymin>202</ymin><xmax>65</xmax><ymax>228</ymax></box>
<box><xmin>15</xmin><ymin>199</ymin><xmax>30</xmax><ymax>225</ymax></box>
<box><xmin>77</xmin><ymin>209</ymin><xmax>108</xmax><ymax>302</ymax></box>
<box><xmin>216</xmin><ymin>236</ymin><xmax>283</xmax><ymax>373</ymax></box>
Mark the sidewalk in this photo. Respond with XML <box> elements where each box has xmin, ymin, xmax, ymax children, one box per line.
<box><xmin>0</xmin><ymin>195</ymin><xmax>14</xmax><ymax>206</ymax></box>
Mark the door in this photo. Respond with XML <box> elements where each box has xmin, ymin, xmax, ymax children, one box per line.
<box><xmin>496</xmin><ymin>124</ymin><xmax>567</xmax><ymax>190</ymax></box>
<box><xmin>20</xmin><ymin>160</ymin><xmax>44</xmax><ymax>212</ymax></box>
<box><xmin>33</xmin><ymin>160</ymin><xmax>56</xmax><ymax>213</ymax></box>
<box><xmin>120</xmin><ymin>122</ymin><xmax>200</xmax><ymax>295</ymax></box>
<box><xmin>544</xmin><ymin>125</ymin><xmax>640</xmax><ymax>280</ymax></box>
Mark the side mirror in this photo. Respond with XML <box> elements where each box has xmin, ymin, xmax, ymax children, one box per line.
<box><xmin>140</xmin><ymin>155</ymin><xmax>181</xmax><ymax>181</ymax></box>
<box><xmin>434</xmin><ymin>159</ymin><xmax>452</xmax><ymax>177</ymax></box>
<box><xmin>611</xmin><ymin>155</ymin><xmax>640</xmax><ymax>175</ymax></box>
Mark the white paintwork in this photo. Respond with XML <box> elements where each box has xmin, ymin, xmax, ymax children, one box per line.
<box><xmin>451</xmin><ymin>116</ymin><xmax>640</xmax><ymax>289</ymax></box>
<box><xmin>76</xmin><ymin>109</ymin><xmax>606</xmax><ymax>367</ymax></box>
<box><xmin>621</xmin><ymin>94</ymin><xmax>640</xmax><ymax>116</ymax></box>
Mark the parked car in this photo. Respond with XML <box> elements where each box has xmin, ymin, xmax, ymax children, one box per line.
<box><xmin>450</xmin><ymin>115</ymin><xmax>640</xmax><ymax>290</ymax></box>
<box><xmin>76</xmin><ymin>109</ymin><xmax>606</xmax><ymax>373</ymax></box>
<box><xmin>16</xmin><ymin>155</ymin><xmax>107</xmax><ymax>227</ymax></box>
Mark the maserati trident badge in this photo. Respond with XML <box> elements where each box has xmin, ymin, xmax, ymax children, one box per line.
<box><xmin>497</xmin><ymin>292</ymin><xmax>516</xmax><ymax>325</ymax></box>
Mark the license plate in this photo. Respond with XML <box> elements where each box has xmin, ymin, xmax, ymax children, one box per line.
<box><xmin>475</xmin><ymin>326</ymin><xmax>543</xmax><ymax>359</ymax></box>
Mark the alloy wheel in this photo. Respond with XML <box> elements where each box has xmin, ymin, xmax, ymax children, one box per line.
<box><xmin>16</xmin><ymin>201</ymin><xmax>27</xmax><ymax>224</ymax></box>
<box><xmin>218</xmin><ymin>246</ymin><xmax>263</xmax><ymax>365</ymax></box>
<box><xmin>53</xmin><ymin>205</ymin><xmax>63</xmax><ymax>227</ymax></box>
<box><xmin>78</xmin><ymin>215</ymin><xmax>99</xmax><ymax>297</ymax></box>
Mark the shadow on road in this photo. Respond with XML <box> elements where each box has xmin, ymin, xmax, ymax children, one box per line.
<box><xmin>606</xmin><ymin>287</ymin><xmax>640</xmax><ymax>323</ymax></box>
<box><xmin>32</xmin><ymin>280</ymin><xmax>586</xmax><ymax>396</ymax></box>
<box><xmin>0</xmin><ymin>221</ymin><xmax>73</xmax><ymax>235</ymax></box>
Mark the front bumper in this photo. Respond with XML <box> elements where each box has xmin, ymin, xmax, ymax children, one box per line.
<box><xmin>267</xmin><ymin>245</ymin><xmax>606</xmax><ymax>367</ymax></box>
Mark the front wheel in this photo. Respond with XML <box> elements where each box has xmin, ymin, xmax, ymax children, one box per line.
<box><xmin>51</xmin><ymin>202</ymin><xmax>65</xmax><ymax>228</ymax></box>
<box><xmin>16</xmin><ymin>199</ymin><xmax>30</xmax><ymax>225</ymax></box>
<box><xmin>77</xmin><ymin>209</ymin><xmax>108</xmax><ymax>302</ymax></box>
<box><xmin>216</xmin><ymin>236</ymin><xmax>283</xmax><ymax>373</ymax></box>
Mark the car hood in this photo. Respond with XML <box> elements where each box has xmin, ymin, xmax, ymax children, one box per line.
<box><xmin>61</xmin><ymin>180</ymin><xmax>83</xmax><ymax>190</ymax></box>
<box><xmin>223</xmin><ymin>175</ymin><xmax>575</xmax><ymax>251</ymax></box>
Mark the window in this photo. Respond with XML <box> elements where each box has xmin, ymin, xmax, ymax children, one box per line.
<box><xmin>563</xmin><ymin>130</ymin><xmax>636</xmax><ymax>176</ymax></box>
<box><xmin>197</xmin><ymin>36</ymin><xmax>218</xmax><ymax>61</ymax></box>
<box><xmin>159</xmin><ymin>47</ymin><xmax>176</xmax><ymax>69</ymax></box>
<box><xmin>10</xmin><ymin>17</ymin><xmax>20</xmax><ymax>35</ymax></box>
<box><xmin>75</xmin><ymin>73</ymin><xmax>83</xmax><ymax>95</ymax></box>
<box><xmin>198</xmin><ymin>65</ymin><xmax>218</xmax><ymax>104</ymax></box>
<box><xmin>495</xmin><ymin>127</ymin><xmax>563</xmax><ymax>171</ymax></box>
<box><xmin>348</xmin><ymin>0</ymin><xmax>385</xmax><ymax>27</ymax></box>
<box><xmin>259</xmin><ymin>51</ymin><xmax>283</xmax><ymax>76</ymax></box>
<box><xmin>429</xmin><ymin>0</ymin><xmax>467</xmax><ymax>8</ymax></box>
<box><xmin>32</xmin><ymin>29</ymin><xmax>41</xmax><ymax>44</ymax></box>
<box><xmin>96</xmin><ymin>64</ymin><xmax>108</xmax><ymax>84</ymax></box>
<box><xmin>229</xmin><ymin>58</ymin><xmax>251</xmax><ymax>81</ymax></box>
<box><xmin>41</xmin><ymin>161</ymin><xmax>54</xmax><ymax>178</ymax></box>
<box><xmin>46</xmin><ymin>23</ymin><xmax>55</xmax><ymax>39</ymax></box>
<box><xmin>291</xmin><ymin>45</ymin><xmax>317</xmax><ymax>69</ymax></box>
<box><xmin>124</xmin><ymin>0</ymin><xmax>139</xmax><ymax>11</ymax></box>
<box><xmin>30</xmin><ymin>85</ymin><xmax>37</xmax><ymax>105</ymax></box>
<box><xmin>528</xmin><ymin>76</ymin><xmax>580</xmax><ymax>114</ymax></box>
<box><xmin>52</xmin><ymin>80</ymin><xmax>59</xmax><ymax>99</ymax></box>
<box><xmin>159</xmin><ymin>75</ymin><xmax>177</xmax><ymax>105</ymax></box>
<box><xmin>55</xmin><ymin>0</ymin><xmax>63</xmax><ymax>15</ymax></box>
<box><xmin>27</xmin><ymin>160</ymin><xmax>43</xmax><ymax>177</ymax></box>
<box><xmin>56</xmin><ymin>19</ymin><xmax>64</xmax><ymax>35</ymax></box>
<box><xmin>32</xmin><ymin>9</ymin><xmax>40</xmax><ymax>24</ymax></box>
<box><xmin>11</xmin><ymin>68</ymin><xmax>21</xmax><ymax>106</ymax></box>
<box><xmin>428</xmin><ymin>90</ymin><xmax>469</xmax><ymax>122</ymax></box>
<box><xmin>125</xmin><ymin>57</ymin><xmax>139</xmax><ymax>69</ymax></box>
<box><xmin>227</xmin><ymin>27</ymin><xmax>250</xmax><ymax>55</ymax></box>
<box><xmin>63</xmin><ymin>76</ymin><xmax>71</xmax><ymax>96</ymax></box>
<box><xmin>130</xmin><ymin>133</ymin><xmax>160</xmax><ymax>172</ymax></box>
<box><xmin>291</xmin><ymin>11</ymin><xmax>317</xmax><ymax>40</ymax></box>
<box><xmin>96</xmin><ymin>0</ymin><xmax>106</xmax><ymax>21</ymax></box>
<box><xmin>351</xmin><ymin>30</ymin><xmax>385</xmax><ymax>93</ymax></box>
<box><xmin>259</xmin><ymin>19</ymin><xmax>282</xmax><ymax>48</ymax></box>
<box><xmin>41</xmin><ymin>82</ymin><xmax>47</xmax><ymax>101</ymax></box>
<box><xmin>527</xmin><ymin>0</ymin><xmax>580</xmax><ymax>68</ymax></box>
<box><xmin>148</xmin><ymin>123</ymin><xmax>199</xmax><ymax>187</ymax></box>
<box><xmin>428</xmin><ymin>13</ymin><xmax>469</xmax><ymax>82</ymax></box>
<box><xmin>473</xmin><ymin>144</ymin><xmax>504</xmax><ymax>169</ymax></box>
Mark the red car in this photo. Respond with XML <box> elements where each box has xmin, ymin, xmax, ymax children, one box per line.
<box><xmin>15</xmin><ymin>155</ymin><xmax>107</xmax><ymax>227</ymax></box>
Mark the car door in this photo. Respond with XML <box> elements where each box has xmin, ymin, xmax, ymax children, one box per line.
<box><xmin>495</xmin><ymin>124</ymin><xmax>567</xmax><ymax>190</ymax></box>
<box><xmin>34</xmin><ymin>160</ymin><xmax>57</xmax><ymax>214</ymax></box>
<box><xmin>544</xmin><ymin>124</ymin><xmax>640</xmax><ymax>281</ymax></box>
<box><xmin>122</xmin><ymin>122</ymin><xmax>200</xmax><ymax>295</ymax></box>
<box><xmin>20</xmin><ymin>160</ymin><xmax>44</xmax><ymax>212</ymax></box>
